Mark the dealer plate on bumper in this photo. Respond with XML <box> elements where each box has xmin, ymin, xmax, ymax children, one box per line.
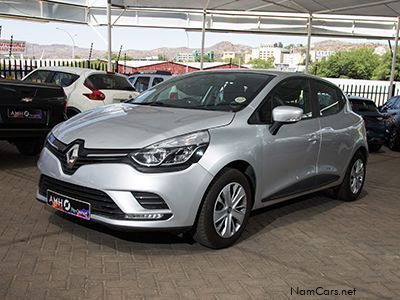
<box><xmin>47</xmin><ymin>190</ymin><xmax>91</xmax><ymax>220</ymax></box>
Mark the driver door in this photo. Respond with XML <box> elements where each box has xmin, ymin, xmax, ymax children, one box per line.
<box><xmin>255</xmin><ymin>78</ymin><xmax>321</xmax><ymax>202</ymax></box>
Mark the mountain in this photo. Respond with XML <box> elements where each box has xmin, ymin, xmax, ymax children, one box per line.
<box><xmin>21</xmin><ymin>40</ymin><xmax>386</xmax><ymax>60</ymax></box>
<box><xmin>22</xmin><ymin>41</ymin><xmax>252</xmax><ymax>60</ymax></box>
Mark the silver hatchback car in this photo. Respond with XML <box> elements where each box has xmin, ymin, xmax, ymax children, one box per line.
<box><xmin>37</xmin><ymin>70</ymin><xmax>368</xmax><ymax>249</ymax></box>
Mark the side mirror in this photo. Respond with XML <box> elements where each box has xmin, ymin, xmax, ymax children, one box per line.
<box><xmin>269</xmin><ymin>106</ymin><xmax>304</xmax><ymax>135</ymax></box>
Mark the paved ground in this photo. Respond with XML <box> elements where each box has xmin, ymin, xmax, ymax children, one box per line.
<box><xmin>0</xmin><ymin>141</ymin><xmax>399</xmax><ymax>300</ymax></box>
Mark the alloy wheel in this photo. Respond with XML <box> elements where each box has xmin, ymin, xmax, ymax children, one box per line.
<box><xmin>350</xmin><ymin>159</ymin><xmax>364</xmax><ymax>194</ymax></box>
<box><xmin>213</xmin><ymin>182</ymin><xmax>247</xmax><ymax>238</ymax></box>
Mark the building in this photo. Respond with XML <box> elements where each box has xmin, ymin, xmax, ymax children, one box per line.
<box><xmin>374</xmin><ymin>46</ymin><xmax>387</xmax><ymax>56</ymax></box>
<box><xmin>247</xmin><ymin>44</ymin><xmax>289</xmax><ymax>64</ymax></box>
<box><xmin>310</xmin><ymin>50</ymin><xmax>335</xmax><ymax>61</ymax></box>
<box><xmin>282</xmin><ymin>52</ymin><xmax>303</xmax><ymax>66</ymax></box>
<box><xmin>222</xmin><ymin>51</ymin><xmax>238</xmax><ymax>61</ymax></box>
<box><xmin>117</xmin><ymin>60</ymin><xmax>243</xmax><ymax>75</ymax></box>
<box><xmin>175</xmin><ymin>52</ymin><xmax>194</xmax><ymax>62</ymax></box>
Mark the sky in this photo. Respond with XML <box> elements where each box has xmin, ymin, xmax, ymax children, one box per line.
<box><xmin>0</xmin><ymin>18</ymin><xmax>384</xmax><ymax>52</ymax></box>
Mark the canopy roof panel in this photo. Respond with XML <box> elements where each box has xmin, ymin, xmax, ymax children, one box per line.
<box><xmin>0</xmin><ymin>1</ymin><xmax>400</xmax><ymax>39</ymax></box>
<box><xmin>111</xmin><ymin>0</ymin><xmax>400</xmax><ymax>17</ymax></box>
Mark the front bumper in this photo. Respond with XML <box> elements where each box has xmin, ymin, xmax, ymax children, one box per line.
<box><xmin>37</xmin><ymin>147</ymin><xmax>214</xmax><ymax>230</ymax></box>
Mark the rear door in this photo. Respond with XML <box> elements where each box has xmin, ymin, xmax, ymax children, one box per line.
<box><xmin>85</xmin><ymin>74</ymin><xmax>137</xmax><ymax>104</ymax></box>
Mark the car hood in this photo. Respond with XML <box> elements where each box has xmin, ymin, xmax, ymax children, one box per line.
<box><xmin>53</xmin><ymin>103</ymin><xmax>234</xmax><ymax>149</ymax></box>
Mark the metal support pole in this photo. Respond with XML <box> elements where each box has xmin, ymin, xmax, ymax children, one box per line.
<box><xmin>389</xmin><ymin>16</ymin><xmax>400</xmax><ymax>98</ymax></box>
<box><xmin>107</xmin><ymin>0</ymin><xmax>112</xmax><ymax>72</ymax></box>
<box><xmin>200</xmin><ymin>11</ymin><xmax>206</xmax><ymax>70</ymax></box>
<box><xmin>305</xmin><ymin>15</ymin><xmax>312</xmax><ymax>73</ymax></box>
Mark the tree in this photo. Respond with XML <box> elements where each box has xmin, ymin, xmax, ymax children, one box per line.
<box><xmin>372</xmin><ymin>51</ymin><xmax>400</xmax><ymax>81</ymax></box>
<box><xmin>158</xmin><ymin>54</ymin><xmax>168</xmax><ymax>61</ymax></box>
<box><xmin>248</xmin><ymin>57</ymin><xmax>274</xmax><ymax>69</ymax></box>
<box><xmin>104</xmin><ymin>52</ymin><xmax>133</xmax><ymax>61</ymax></box>
<box><xmin>309</xmin><ymin>47</ymin><xmax>379</xmax><ymax>79</ymax></box>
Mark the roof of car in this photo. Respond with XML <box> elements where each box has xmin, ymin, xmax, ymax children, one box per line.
<box><xmin>32</xmin><ymin>67</ymin><xmax>108</xmax><ymax>76</ymax></box>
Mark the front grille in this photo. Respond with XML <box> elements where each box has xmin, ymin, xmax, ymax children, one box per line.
<box><xmin>39</xmin><ymin>175</ymin><xmax>125</xmax><ymax>218</ymax></box>
<box><xmin>132</xmin><ymin>192</ymin><xmax>169</xmax><ymax>209</ymax></box>
<box><xmin>45</xmin><ymin>138</ymin><xmax>131</xmax><ymax>175</ymax></box>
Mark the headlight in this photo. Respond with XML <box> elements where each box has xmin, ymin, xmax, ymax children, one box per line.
<box><xmin>131</xmin><ymin>131</ymin><xmax>209</xmax><ymax>169</ymax></box>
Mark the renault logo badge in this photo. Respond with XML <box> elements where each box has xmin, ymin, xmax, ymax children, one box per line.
<box><xmin>21</xmin><ymin>97</ymin><xmax>33</xmax><ymax>103</ymax></box>
<box><xmin>66</xmin><ymin>144</ymin><xmax>80</xmax><ymax>169</ymax></box>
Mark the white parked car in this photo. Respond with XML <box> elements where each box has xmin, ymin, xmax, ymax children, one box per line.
<box><xmin>23</xmin><ymin>67</ymin><xmax>138</xmax><ymax>118</ymax></box>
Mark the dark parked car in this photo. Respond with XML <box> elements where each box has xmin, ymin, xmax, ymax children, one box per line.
<box><xmin>0</xmin><ymin>79</ymin><xmax>67</xmax><ymax>155</ymax></box>
<box><xmin>379</xmin><ymin>96</ymin><xmax>400</xmax><ymax>151</ymax></box>
<box><xmin>348</xmin><ymin>96</ymin><xmax>385</xmax><ymax>152</ymax></box>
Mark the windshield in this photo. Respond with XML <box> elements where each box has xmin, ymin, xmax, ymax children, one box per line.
<box><xmin>129</xmin><ymin>72</ymin><xmax>274</xmax><ymax>112</ymax></box>
<box><xmin>350</xmin><ymin>99</ymin><xmax>378</xmax><ymax>113</ymax></box>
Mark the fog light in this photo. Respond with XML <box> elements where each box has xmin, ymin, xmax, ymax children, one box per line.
<box><xmin>124</xmin><ymin>213</ymin><xmax>172</xmax><ymax>220</ymax></box>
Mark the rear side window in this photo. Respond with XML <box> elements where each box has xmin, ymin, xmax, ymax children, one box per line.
<box><xmin>152</xmin><ymin>77</ymin><xmax>164</xmax><ymax>86</ymax></box>
<box><xmin>350</xmin><ymin>100</ymin><xmax>378</xmax><ymax>113</ymax></box>
<box><xmin>86</xmin><ymin>74</ymin><xmax>135</xmax><ymax>91</ymax></box>
<box><xmin>23</xmin><ymin>70</ymin><xmax>53</xmax><ymax>83</ymax></box>
<box><xmin>313</xmin><ymin>81</ymin><xmax>343</xmax><ymax>117</ymax></box>
<box><xmin>50</xmin><ymin>72</ymin><xmax>79</xmax><ymax>87</ymax></box>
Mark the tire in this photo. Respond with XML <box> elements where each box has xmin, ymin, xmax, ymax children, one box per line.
<box><xmin>334</xmin><ymin>151</ymin><xmax>366</xmax><ymax>202</ymax></box>
<box><xmin>387</xmin><ymin>127</ymin><xmax>400</xmax><ymax>151</ymax></box>
<box><xmin>193</xmin><ymin>168</ymin><xmax>252</xmax><ymax>249</ymax></box>
<box><xmin>15</xmin><ymin>139</ymin><xmax>44</xmax><ymax>156</ymax></box>
<box><xmin>368</xmin><ymin>143</ymin><xmax>382</xmax><ymax>152</ymax></box>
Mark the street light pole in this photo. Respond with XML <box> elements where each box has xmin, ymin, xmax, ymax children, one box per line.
<box><xmin>56</xmin><ymin>27</ymin><xmax>76</xmax><ymax>59</ymax></box>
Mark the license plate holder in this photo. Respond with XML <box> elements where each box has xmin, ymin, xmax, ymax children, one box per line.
<box><xmin>47</xmin><ymin>190</ymin><xmax>91</xmax><ymax>220</ymax></box>
<box><xmin>7</xmin><ymin>109</ymin><xmax>43</xmax><ymax>120</ymax></box>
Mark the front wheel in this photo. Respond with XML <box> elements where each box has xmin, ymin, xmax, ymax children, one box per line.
<box><xmin>334</xmin><ymin>151</ymin><xmax>366</xmax><ymax>202</ymax></box>
<box><xmin>193</xmin><ymin>168</ymin><xmax>252</xmax><ymax>249</ymax></box>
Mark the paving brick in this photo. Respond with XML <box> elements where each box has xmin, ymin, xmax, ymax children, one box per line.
<box><xmin>0</xmin><ymin>141</ymin><xmax>400</xmax><ymax>299</ymax></box>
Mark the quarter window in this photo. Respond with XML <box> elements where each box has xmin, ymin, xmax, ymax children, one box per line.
<box><xmin>257</xmin><ymin>78</ymin><xmax>312</xmax><ymax>124</ymax></box>
<box><xmin>314</xmin><ymin>81</ymin><xmax>343</xmax><ymax>116</ymax></box>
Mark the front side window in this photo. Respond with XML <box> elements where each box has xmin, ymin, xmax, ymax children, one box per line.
<box><xmin>86</xmin><ymin>74</ymin><xmax>135</xmax><ymax>91</ymax></box>
<box><xmin>134</xmin><ymin>76</ymin><xmax>150</xmax><ymax>92</ymax></box>
<box><xmin>23</xmin><ymin>70</ymin><xmax>53</xmax><ymax>83</ymax></box>
<box><xmin>314</xmin><ymin>81</ymin><xmax>343</xmax><ymax>116</ymax></box>
<box><xmin>130</xmin><ymin>72</ymin><xmax>274</xmax><ymax>112</ymax></box>
<box><xmin>50</xmin><ymin>72</ymin><xmax>79</xmax><ymax>87</ymax></box>
<box><xmin>257</xmin><ymin>78</ymin><xmax>312</xmax><ymax>124</ymax></box>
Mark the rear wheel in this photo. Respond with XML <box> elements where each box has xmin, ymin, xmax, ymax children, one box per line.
<box><xmin>388</xmin><ymin>127</ymin><xmax>400</xmax><ymax>151</ymax></box>
<box><xmin>14</xmin><ymin>139</ymin><xmax>44</xmax><ymax>156</ymax></box>
<box><xmin>193</xmin><ymin>168</ymin><xmax>252</xmax><ymax>249</ymax></box>
<box><xmin>334</xmin><ymin>151</ymin><xmax>366</xmax><ymax>202</ymax></box>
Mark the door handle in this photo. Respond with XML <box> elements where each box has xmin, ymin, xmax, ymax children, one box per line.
<box><xmin>307</xmin><ymin>134</ymin><xmax>319</xmax><ymax>143</ymax></box>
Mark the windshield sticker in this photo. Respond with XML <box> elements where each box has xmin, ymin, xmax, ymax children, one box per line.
<box><xmin>234</xmin><ymin>96</ymin><xmax>246</xmax><ymax>103</ymax></box>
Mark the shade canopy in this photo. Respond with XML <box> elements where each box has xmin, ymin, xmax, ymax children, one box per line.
<box><xmin>0</xmin><ymin>1</ymin><xmax>400</xmax><ymax>39</ymax></box>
